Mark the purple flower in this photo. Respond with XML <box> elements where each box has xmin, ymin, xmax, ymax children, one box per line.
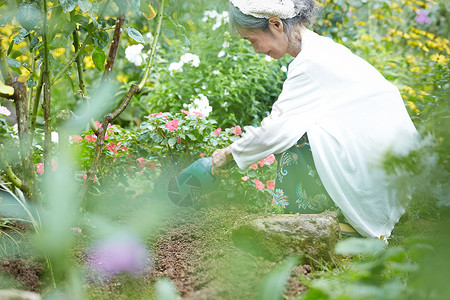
<box><xmin>86</xmin><ymin>233</ymin><xmax>153</xmax><ymax>281</ymax></box>
<box><xmin>415</xmin><ymin>9</ymin><xmax>430</xmax><ymax>25</ymax></box>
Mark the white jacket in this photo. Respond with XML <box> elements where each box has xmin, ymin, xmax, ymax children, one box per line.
<box><xmin>230</xmin><ymin>29</ymin><xmax>418</xmax><ymax>239</ymax></box>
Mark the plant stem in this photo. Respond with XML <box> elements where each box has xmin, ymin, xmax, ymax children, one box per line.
<box><xmin>30</xmin><ymin>68</ymin><xmax>43</xmax><ymax>133</ymax></box>
<box><xmin>0</xmin><ymin>150</ymin><xmax>23</xmax><ymax>189</ymax></box>
<box><xmin>138</xmin><ymin>0</ymin><xmax>165</xmax><ymax>90</ymax></box>
<box><xmin>42</xmin><ymin>0</ymin><xmax>52</xmax><ymax>174</ymax></box>
<box><xmin>51</xmin><ymin>32</ymin><xmax>93</xmax><ymax>85</ymax></box>
<box><xmin>27</xmin><ymin>35</ymin><xmax>36</xmax><ymax>113</ymax></box>
<box><xmin>72</xmin><ymin>28</ymin><xmax>87</xmax><ymax>95</ymax></box>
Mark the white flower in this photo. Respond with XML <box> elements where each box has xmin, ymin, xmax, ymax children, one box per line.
<box><xmin>231</xmin><ymin>81</ymin><xmax>236</xmax><ymax>86</ymax></box>
<box><xmin>125</xmin><ymin>44</ymin><xmax>148</xmax><ymax>66</ymax></box>
<box><xmin>168</xmin><ymin>62</ymin><xmax>183</xmax><ymax>72</ymax></box>
<box><xmin>281</xmin><ymin>66</ymin><xmax>288</xmax><ymax>72</ymax></box>
<box><xmin>180</xmin><ymin>53</ymin><xmax>200</xmax><ymax>67</ymax></box>
<box><xmin>213</xmin><ymin>70</ymin><xmax>220</xmax><ymax>75</ymax></box>
<box><xmin>233</xmin><ymin>56</ymin><xmax>238</xmax><ymax>61</ymax></box>
<box><xmin>0</xmin><ymin>105</ymin><xmax>11</xmax><ymax>116</ymax></box>
<box><xmin>202</xmin><ymin>85</ymin><xmax>207</xmax><ymax>90</ymax></box>
<box><xmin>187</xmin><ymin>94</ymin><xmax>212</xmax><ymax>117</ymax></box>
<box><xmin>51</xmin><ymin>131</ymin><xmax>59</xmax><ymax>143</ymax></box>
<box><xmin>224</xmin><ymin>90</ymin><xmax>229</xmax><ymax>96</ymax></box>
<box><xmin>218</xmin><ymin>50</ymin><xmax>225</xmax><ymax>58</ymax></box>
<box><xmin>203</xmin><ymin>10</ymin><xmax>229</xmax><ymax>31</ymax></box>
<box><xmin>265</xmin><ymin>56</ymin><xmax>272</xmax><ymax>62</ymax></box>
<box><xmin>222</xmin><ymin>41</ymin><xmax>229</xmax><ymax>48</ymax></box>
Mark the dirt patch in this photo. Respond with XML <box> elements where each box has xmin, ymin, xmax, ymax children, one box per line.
<box><xmin>0</xmin><ymin>258</ymin><xmax>43</xmax><ymax>292</ymax></box>
<box><xmin>148</xmin><ymin>204</ymin><xmax>311</xmax><ymax>299</ymax></box>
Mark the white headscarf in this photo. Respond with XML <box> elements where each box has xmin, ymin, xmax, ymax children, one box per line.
<box><xmin>230</xmin><ymin>0</ymin><xmax>299</xmax><ymax>19</ymax></box>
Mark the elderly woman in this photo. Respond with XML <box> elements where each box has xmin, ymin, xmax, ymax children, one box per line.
<box><xmin>211</xmin><ymin>0</ymin><xmax>418</xmax><ymax>240</ymax></box>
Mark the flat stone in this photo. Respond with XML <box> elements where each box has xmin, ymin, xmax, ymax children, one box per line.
<box><xmin>232</xmin><ymin>211</ymin><xmax>341</xmax><ymax>262</ymax></box>
<box><xmin>0</xmin><ymin>289</ymin><xmax>41</xmax><ymax>300</ymax></box>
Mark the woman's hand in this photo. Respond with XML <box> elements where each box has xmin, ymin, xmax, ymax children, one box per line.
<box><xmin>211</xmin><ymin>146</ymin><xmax>234</xmax><ymax>176</ymax></box>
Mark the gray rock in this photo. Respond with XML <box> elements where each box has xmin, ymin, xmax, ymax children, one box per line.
<box><xmin>0</xmin><ymin>289</ymin><xmax>41</xmax><ymax>300</ymax></box>
<box><xmin>232</xmin><ymin>211</ymin><xmax>341</xmax><ymax>262</ymax></box>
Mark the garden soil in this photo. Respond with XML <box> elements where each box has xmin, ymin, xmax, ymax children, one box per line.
<box><xmin>1</xmin><ymin>201</ymin><xmax>312</xmax><ymax>299</ymax></box>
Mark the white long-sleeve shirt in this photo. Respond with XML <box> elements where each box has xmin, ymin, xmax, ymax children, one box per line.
<box><xmin>230</xmin><ymin>29</ymin><xmax>418</xmax><ymax>239</ymax></box>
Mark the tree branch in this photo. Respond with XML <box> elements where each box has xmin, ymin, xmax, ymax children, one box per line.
<box><xmin>138</xmin><ymin>0</ymin><xmax>165</xmax><ymax>90</ymax></box>
<box><xmin>101</xmin><ymin>14</ymin><xmax>125</xmax><ymax>84</ymax></box>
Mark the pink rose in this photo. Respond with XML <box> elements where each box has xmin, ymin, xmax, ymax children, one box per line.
<box><xmin>265</xmin><ymin>154</ymin><xmax>275</xmax><ymax>164</ymax></box>
<box><xmin>37</xmin><ymin>163</ymin><xmax>44</xmax><ymax>175</ymax></box>
<box><xmin>254</xmin><ymin>179</ymin><xmax>265</xmax><ymax>190</ymax></box>
<box><xmin>266</xmin><ymin>180</ymin><xmax>275</xmax><ymax>190</ymax></box>
<box><xmin>250</xmin><ymin>164</ymin><xmax>258</xmax><ymax>170</ymax></box>
<box><xmin>165</xmin><ymin>119</ymin><xmax>179</xmax><ymax>132</ymax></box>
<box><xmin>72</xmin><ymin>135</ymin><xmax>82</xmax><ymax>143</ymax></box>
<box><xmin>231</xmin><ymin>125</ymin><xmax>242</xmax><ymax>136</ymax></box>
<box><xmin>137</xmin><ymin>158</ymin><xmax>146</xmax><ymax>168</ymax></box>
<box><xmin>84</xmin><ymin>135</ymin><xmax>96</xmax><ymax>142</ymax></box>
<box><xmin>241</xmin><ymin>176</ymin><xmax>249</xmax><ymax>181</ymax></box>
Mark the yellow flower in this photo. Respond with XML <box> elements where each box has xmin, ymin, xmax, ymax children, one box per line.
<box><xmin>409</xmin><ymin>66</ymin><xmax>421</xmax><ymax>72</ymax></box>
<box><xmin>392</xmin><ymin>16</ymin><xmax>403</xmax><ymax>22</ymax></box>
<box><xmin>354</xmin><ymin>21</ymin><xmax>367</xmax><ymax>26</ymax></box>
<box><xmin>83</xmin><ymin>55</ymin><xmax>95</xmax><ymax>69</ymax></box>
<box><xmin>369</xmin><ymin>14</ymin><xmax>386</xmax><ymax>20</ymax></box>
<box><xmin>53</xmin><ymin>47</ymin><xmax>66</xmax><ymax>58</ymax></box>
<box><xmin>116</xmin><ymin>74</ymin><xmax>128</xmax><ymax>83</ymax></box>
<box><xmin>410</xmin><ymin>32</ymin><xmax>420</xmax><ymax>39</ymax></box>
<box><xmin>401</xmin><ymin>86</ymin><xmax>416</xmax><ymax>95</ymax></box>
<box><xmin>388</xmin><ymin>62</ymin><xmax>397</xmax><ymax>67</ymax></box>
<box><xmin>406</xmin><ymin>55</ymin><xmax>416</xmax><ymax>64</ymax></box>
<box><xmin>430</xmin><ymin>54</ymin><xmax>447</xmax><ymax>63</ymax></box>
<box><xmin>361</xmin><ymin>34</ymin><xmax>372</xmax><ymax>41</ymax></box>
<box><xmin>407</xmin><ymin>101</ymin><xmax>420</xmax><ymax>113</ymax></box>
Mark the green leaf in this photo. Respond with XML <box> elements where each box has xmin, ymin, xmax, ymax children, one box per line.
<box><xmin>126</xmin><ymin>27</ymin><xmax>144</xmax><ymax>44</ymax></box>
<box><xmin>168</xmin><ymin>137</ymin><xmax>177</xmax><ymax>147</ymax></box>
<box><xmin>78</xmin><ymin>0</ymin><xmax>92</xmax><ymax>13</ymax></box>
<box><xmin>16</xmin><ymin>3</ymin><xmax>41</xmax><ymax>31</ymax></box>
<box><xmin>334</xmin><ymin>237</ymin><xmax>386</xmax><ymax>257</ymax></box>
<box><xmin>60</xmin><ymin>0</ymin><xmax>78</xmax><ymax>13</ymax></box>
<box><xmin>0</xmin><ymin>80</ymin><xmax>14</xmax><ymax>96</ymax></box>
<box><xmin>30</xmin><ymin>36</ymin><xmax>39</xmax><ymax>51</ymax></box>
<box><xmin>258</xmin><ymin>257</ymin><xmax>298</xmax><ymax>300</ymax></box>
<box><xmin>92</xmin><ymin>31</ymin><xmax>109</xmax><ymax>48</ymax></box>
<box><xmin>6</xmin><ymin>57</ymin><xmax>21</xmax><ymax>68</ymax></box>
<box><xmin>187</xmin><ymin>134</ymin><xmax>196</xmax><ymax>141</ymax></box>
<box><xmin>92</xmin><ymin>48</ymin><xmax>105</xmax><ymax>71</ymax></box>
<box><xmin>13</xmin><ymin>28</ymin><xmax>29</xmax><ymax>45</ymax></box>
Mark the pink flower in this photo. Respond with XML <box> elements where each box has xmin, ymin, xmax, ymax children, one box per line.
<box><xmin>265</xmin><ymin>154</ymin><xmax>275</xmax><ymax>164</ymax></box>
<box><xmin>258</xmin><ymin>159</ymin><xmax>265</xmax><ymax>168</ymax></box>
<box><xmin>51</xmin><ymin>161</ymin><xmax>58</xmax><ymax>171</ymax></box>
<box><xmin>149</xmin><ymin>112</ymin><xmax>163</xmax><ymax>117</ymax></box>
<box><xmin>231</xmin><ymin>125</ymin><xmax>242</xmax><ymax>136</ymax></box>
<box><xmin>254</xmin><ymin>179</ymin><xmax>265</xmax><ymax>190</ymax></box>
<box><xmin>72</xmin><ymin>135</ymin><xmax>82</xmax><ymax>142</ymax></box>
<box><xmin>200</xmin><ymin>153</ymin><xmax>205</xmax><ymax>158</ymax></box>
<box><xmin>266</xmin><ymin>180</ymin><xmax>275</xmax><ymax>190</ymax></box>
<box><xmin>121</xmin><ymin>146</ymin><xmax>129</xmax><ymax>151</ymax></box>
<box><xmin>176</xmin><ymin>137</ymin><xmax>182</xmax><ymax>143</ymax></box>
<box><xmin>250</xmin><ymin>164</ymin><xmax>258</xmax><ymax>170</ymax></box>
<box><xmin>37</xmin><ymin>163</ymin><xmax>44</xmax><ymax>174</ymax></box>
<box><xmin>0</xmin><ymin>106</ymin><xmax>11</xmax><ymax>116</ymax></box>
<box><xmin>415</xmin><ymin>9</ymin><xmax>430</xmax><ymax>25</ymax></box>
<box><xmin>85</xmin><ymin>135</ymin><xmax>96</xmax><ymax>142</ymax></box>
<box><xmin>149</xmin><ymin>162</ymin><xmax>155</xmax><ymax>171</ymax></box>
<box><xmin>213</xmin><ymin>128</ymin><xmax>222</xmax><ymax>135</ymax></box>
<box><xmin>241</xmin><ymin>176</ymin><xmax>249</xmax><ymax>181</ymax></box>
<box><xmin>137</xmin><ymin>158</ymin><xmax>146</xmax><ymax>168</ymax></box>
<box><xmin>192</xmin><ymin>111</ymin><xmax>204</xmax><ymax>118</ymax></box>
<box><xmin>83</xmin><ymin>173</ymin><xmax>98</xmax><ymax>183</ymax></box>
<box><xmin>180</xmin><ymin>109</ymin><xmax>190</xmax><ymax>115</ymax></box>
<box><xmin>165</xmin><ymin>119</ymin><xmax>179</xmax><ymax>132</ymax></box>
<box><xmin>95</xmin><ymin>121</ymin><xmax>102</xmax><ymax>128</ymax></box>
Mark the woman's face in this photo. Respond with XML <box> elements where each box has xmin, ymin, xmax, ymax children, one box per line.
<box><xmin>240</xmin><ymin>18</ymin><xmax>290</xmax><ymax>59</ymax></box>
